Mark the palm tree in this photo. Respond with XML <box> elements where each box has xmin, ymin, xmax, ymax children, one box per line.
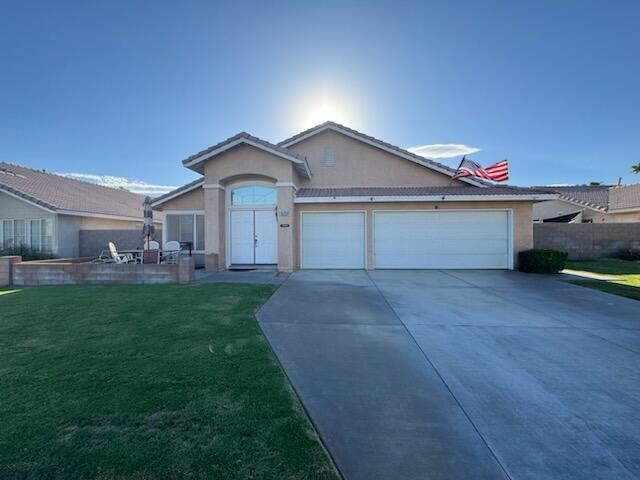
<box><xmin>632</xmin><ymin>163</ymin><xmax>640</xmax><ymax>174</ymax></box>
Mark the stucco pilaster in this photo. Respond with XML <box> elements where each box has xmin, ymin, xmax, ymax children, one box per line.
<box><xmin>204</xmin><ymin>186</ymin><xmax>226</xmax><ymax>271</ymax></box>
<box><xmin>276</xmin><ymin>186</ymin><xmax>295</xmax><ymax>272</ymax></box>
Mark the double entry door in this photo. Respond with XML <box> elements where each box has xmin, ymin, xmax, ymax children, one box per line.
<box><xmin>230</xmin><ymin>209</ymin><xmax>277</xmax><ymax>265</ymax></box>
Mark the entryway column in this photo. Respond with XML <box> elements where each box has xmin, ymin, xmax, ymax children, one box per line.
<box><xmin>276</xmin><ymin>186</ymin><xmax>295</xmax><ymax>272</ymax></box>
<box><xmin>204</xmin><ymin>185</ymin><xmax>225</xmax><ymax>272</ymax></box>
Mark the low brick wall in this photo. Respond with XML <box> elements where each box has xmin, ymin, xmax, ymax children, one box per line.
<box><xmin>79</xmin><ymin>229</ymin><xmax>162</xmax><ymax>258</ymax></box>
<box><xmin>2</xmin><ymin>256</ymin><xmax>194</xmax><ymax>286</ymax></box>
<box><xmin>534</xmin><ymin>223</ymin><xmax>640</xmax><ymax>260</ymax></box>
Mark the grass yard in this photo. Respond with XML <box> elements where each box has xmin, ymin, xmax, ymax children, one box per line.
<box><xmin>0</xmin><ymin>284</ymin><xmax>339</xmax><ymax>480</ymax></box>
<box><xmin>565</xmin><ymin>259</ymin><xmax>640</xmax><ymax>300</ymax></box>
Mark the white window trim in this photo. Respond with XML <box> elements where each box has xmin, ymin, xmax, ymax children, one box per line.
<box><xmin>224</xmin><ymin>180</ymin><xmax>278</xmax><ymax>268</ymax></box>
<box><xmin>0</xmin><ymin>218</ymin><xmax>54</xmax><ymax>253</ymax></box>
<box><xmin>162</xmin><ymin>210</ymin><xmax>205</xmax><ymax>253</ymax></box>
<box><xmin>230</xmin><ymin>185</ymin><xmax>278</xmax><ymax>208</ymax></box>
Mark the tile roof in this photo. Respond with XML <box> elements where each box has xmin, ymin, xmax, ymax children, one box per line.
<box><xmin>278</xmin><ymin>121</ymin><xmax>491</xmax><ymax>187</ymax></box>
<box><xmin>182</xmin><ymin>132</ymin><xmax>311</xmax><ymax>178</ymax></box>
<box><xmin>296</xmin><ymin>186</ymin><xmax>553</xmax><ymax>198</ymax></box>
<box><xmin>608</xmin><ymin>184</ymin><xmax>640</xmax><ymax>211</ymax></box>
<box><xmin>0</xmin><ymin>162</ymin><xmax>147</xmax><ymax>219</ymax></box>
<box><xmin>534</xmin><ymin>184</ymin><xmax>640</xmax><ymax>212</ymax></box>
<box><xmin>534</xmin><ymin>185</ymin><xmax>611</xmax><ymax>210</ymax></box>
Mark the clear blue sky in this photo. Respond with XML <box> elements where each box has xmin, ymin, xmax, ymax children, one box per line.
<box><xmin>1</xmin><ymin>0</ymin><xmax>639</xmax><ymax>191</ymax></box>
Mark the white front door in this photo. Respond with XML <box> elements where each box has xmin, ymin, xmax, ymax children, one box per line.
<box><xmin>301</xmin><ymin>212</ymin><xmax>366</xmax><ymax>269</ymax></box>
<box><xmin>254</xmin><ymin>210</ymin><xmax>277</xmax><ymax>264</ymax></box>
<box><xmin>374</xmin><ymin>211</ymin><xmax>511</xmax><ymax>269</ymax></box>
<box><xmin>230</xmin><ymin>209</ymin><xmax>277</xmax><ymax>265</ymax></box>
<box><xmin>231</xmin><ymin>211</ymin><xmax>255</xmax><ymax>264</ymax></box>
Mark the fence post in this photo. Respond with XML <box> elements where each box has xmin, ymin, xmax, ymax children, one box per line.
<box><xmin>0</xmin><ymin>256</ymin><xmax>22</xmax><ymax>286</ymax></box>
<box><xmin>178</xmin><ymin>256</ymin><xmax>195</xmax><ymax>284</ymax></box>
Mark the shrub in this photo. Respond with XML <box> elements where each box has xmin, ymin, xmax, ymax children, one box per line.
<box><xmin>518</xmin><ymin>249</ymin><xmax>568</xmax><ymax>273</ymax></box>
<box><xmin>0</xmin><ymin>245</ymin><xmax>55</xmax><ymax>261</ymax></box>
<box><xmin>619</xmin><ymin>247</ymin><xmax>640</xmax><ymax>262</ymax></box>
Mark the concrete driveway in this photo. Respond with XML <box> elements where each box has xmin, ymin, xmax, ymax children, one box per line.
<box><xmin>257</xmin><ymin>270</ymin><xmax>640</xmax><ymax>480</ymax></box>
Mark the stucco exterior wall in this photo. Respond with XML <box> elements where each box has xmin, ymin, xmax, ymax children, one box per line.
<box><xmin>55</xmin><ymin>215</ymin><xmax>83</xmax><ymax>257</ymax></box>
<box><xmin>294</xmin><ymin>201</ymin><xmax>534</xmax><ymax>269</ymax></box>
<box><xmin>157</xmin><ymin>187</ymin><xmax>205</xmax><ymax>211</ymax></box>
<box><xmin>203</xmin><ymin>187</ymin><xmax>226</xmax><ymax>270</ymax></box>
<box><xmin>608</xmin><ymin>211</ymin><xmax>640</xmax><ymax>222</ymax></box>
<box><xmin>0</xmin><ymin>191</ymin><xmax>54</xmax><ymax>220</ymax></box>
<box><xmin>277</xmin><ymin>186</ymin><xmax>296</xmax><ymax>271</ymax></box>
<box><xmin>79</xmin><ymin>217</ymin><xmax>143</xmax><ymax>229</ymax></box>
<box><xmin>204</xmin><ymin>144</ymin><xmax>294</xmax><ymax>185</ymax></box>
<box><xmin>55</xmin><ymin>215</ymin><xmax>144</xmax><ymax>258</ymax></box>
<box><xmin>287</xmin><ymin>129</ymin><xmax>466</xmax><ymax>188</ymax></box>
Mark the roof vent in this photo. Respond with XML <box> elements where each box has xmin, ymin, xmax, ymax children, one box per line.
<box><xmin>0</xmin><ymin>167</ymin><xmax>25</xmax><ymax>178</ymax></box>
<box><xmin>323</xmin><ymin>147</ymin><xmax>334</xmax><ymax>167</ymax></box>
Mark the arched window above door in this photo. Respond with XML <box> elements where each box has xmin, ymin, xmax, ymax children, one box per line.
<box><xmin>231</xmin><ymin>186</ymin><xmax>277</xmax><ymax>206</ymax></box>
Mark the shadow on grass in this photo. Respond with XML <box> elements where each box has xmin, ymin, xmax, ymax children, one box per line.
<box><xmin>569</xmin><ymin>280</ymin><xmax>640</xmax><ymax>301</ymax></box>
<box><xmin>565</xmin><ymin>260</ymin><xmax>640</xmax><ymax>276</ymax></box>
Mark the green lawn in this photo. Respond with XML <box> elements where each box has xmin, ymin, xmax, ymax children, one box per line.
<box><xmin>0</xmin><ymin>284</ymin><xmax>339</xmax><ymax>480</ymax></box>
<box><xmin>566</xmin><ymin>259</ymin><xmax>640</xmax><ymax>300</ymax></box>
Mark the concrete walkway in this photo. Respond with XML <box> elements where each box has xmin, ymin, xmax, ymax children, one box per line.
<box><xmin>257</xmin><ymin>270</ymin><xmax>640</xmax><ymax>480</ymax></box>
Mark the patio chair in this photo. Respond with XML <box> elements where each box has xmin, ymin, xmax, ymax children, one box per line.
<box><xmin>162</xmin><ymin>240</ymin><xmax>181</xmax><ymax>264</ymax></box>
<box><xmin>144</xmin><ymin>240</ymin><xmax>160</xmax><ymax>250</ymax></box>
<box><xmin>108</xmin><ymin>242</ymin><xmax>135</xmax><ymax>264</ymax></box>
<box><xmin>92</xmin><ymin>250</ymin><xmax>113</xmax><ymax>263</ymax></box>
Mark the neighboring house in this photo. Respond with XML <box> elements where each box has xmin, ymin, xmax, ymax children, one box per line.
<box><xmin>152</xmin><ymin>121</ymin><xmax>556</xmax><ymax>271</ymax></box>
<box><xmin>533</xmin><ymin>184</ymin><xmax>640</xmax><ymax>223</ymax></box>
<box><xmin>0</xmin><ymin>162</ymin><xmax>153</xmax><ymax>257</ymax></box>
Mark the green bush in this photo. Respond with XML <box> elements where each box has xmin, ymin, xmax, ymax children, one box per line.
<box><xmin>0</xmin><ymin>245</ymin><xmax>55</xmax><ymax>261</ymax></box>
<box><xmin>619</xmin><ymin>247</ymin><xmax>640</xmax><ymax>261</ymax></box>
<box><xmin>518</xmin><ymin>249</ymin><xmax>568</xmax><ymax>273</ymax></box>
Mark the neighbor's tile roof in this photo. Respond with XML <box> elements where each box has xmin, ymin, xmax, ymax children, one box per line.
<box><xmin>534</xmin><ymin>185</ymin><xmax>612</xmax><ymax>210</ymax></box>
<box><xmin>534</xmin><ymin>184</ymin><xmax>640</xmax><ymax>212</ymax></box>
<box><xmin>0</xmin><ymin>162</ymin><xmax>146</xmax><ymax>219</ymax></box>
<box><xmin>182</xmin><ymin>132</ymin><xmax>311</xmax><ymax>178</ymax></box>
<box><xmin>278</xmin><ymin>121</ymin><xmax>491</xmax><ymax>186</ymax></box>
<box><xmin>296</xmin><ymin>186</ymin><xmax>552</xmax><ymax>197</ymax></box>
<box><xmin>608</xmin><ymin>184</ymin><xmax>640</xmax><ymax>211</ymax></box>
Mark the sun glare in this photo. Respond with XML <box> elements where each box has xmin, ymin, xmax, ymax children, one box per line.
<box><xmin>304</xmin><ymin>103</ymin><xmax>346</xmax><ymax>128</ymax></box>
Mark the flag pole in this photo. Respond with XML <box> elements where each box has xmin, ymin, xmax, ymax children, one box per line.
<box><xmin>443</xmin><ymin>155</ymin><xmax>466</xmax><ymax>200</ymax></box>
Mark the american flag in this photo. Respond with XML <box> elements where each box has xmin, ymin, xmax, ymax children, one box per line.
<box><xmin>453</xmin><ymin>157</ymin><xmax>509</xmax><ymax>182</ymax></box>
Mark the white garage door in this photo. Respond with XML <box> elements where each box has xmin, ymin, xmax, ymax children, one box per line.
<box><xmin>301</xmin><ymin>212</ymin><xmax>365</xmax><ymax>268</ymax></box>
<box><xmin>374</xmin><ymin>211</ymin><xmax>511</xmax><ymax>269</ymax></box>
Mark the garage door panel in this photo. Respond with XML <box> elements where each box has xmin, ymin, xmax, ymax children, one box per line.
<box><xmin>302</xmin><ymin>212</ymin><xmax>365</xmax><ymax>269</ymax></box>
<box><xmin>374</xmin><ymin>211</ymin><xmax>510</xmax><ymax>269</ymax></box>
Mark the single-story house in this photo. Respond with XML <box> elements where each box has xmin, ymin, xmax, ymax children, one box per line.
<box><xmin>152</xmin><ymin>121</ymin><xmax>556</xmax><ymax>272</ymax></box>
<box><xmin>533</xmin><ymin>184</ymin><xmax>640</xmax><ymax>223</ymax></box>
<box><xmin>0</xmin><ymin>162</ymin><xmax>156</xmax><ymax>257</ymax></box>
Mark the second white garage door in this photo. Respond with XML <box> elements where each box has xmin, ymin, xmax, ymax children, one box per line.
<box><xmin>374</xmin><ymin>211</ymin><xmax>511</xmax><ymax>269</ymax></box>
<box><xmin>301</xmin><ymin>212</ymin><xmax>365</xmax><ymax>268</ymax></box>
